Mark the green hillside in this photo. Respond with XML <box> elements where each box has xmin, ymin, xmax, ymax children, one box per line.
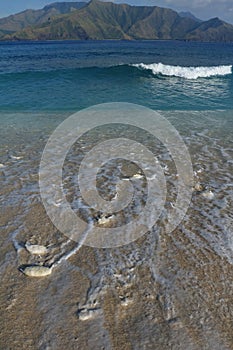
<box><xmin>0</xmin><ymin>2</ymin><xmax>87</xmax><ymax>34</ymax></box>
<box><xmin>1</xmin><ymin>0</ymin><xmax>233</xmax><ymax>42</ymax></box>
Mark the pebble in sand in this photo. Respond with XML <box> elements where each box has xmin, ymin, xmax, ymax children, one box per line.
<box><xmin>25</xmin><ymin>242</ymin><xmax>48</xmax><ymax>255</ymax></box>
<box><xmin>201</xmin><ymin>190</ymin><xmax>215</xmax><ymax>200</ymax></box>
<box><xmin>21</xmin><ymin>265</ymin><xmax>52</xmax><ymax>277</ymax></box>
<box><xmin>11</xmin><ymin>155</ymin><xmax>23</xmax><ymax>160</ymax></box>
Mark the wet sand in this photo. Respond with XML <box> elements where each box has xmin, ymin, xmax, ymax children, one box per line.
<box><xmin>0</xmin><ymin>111</ymin><xmax>233</xmax><ymax>350</ymax></box>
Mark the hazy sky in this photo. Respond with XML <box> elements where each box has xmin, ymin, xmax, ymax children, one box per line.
<box><xmin>0</xmin><ymin>0</ymin><xmax>232</xmax><ymax>24</ymax></box>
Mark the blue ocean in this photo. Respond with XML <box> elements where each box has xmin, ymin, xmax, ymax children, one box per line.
<box><xmin>1</xmin><ymin>40</ymin><xmax>233</xmax><ymax>349</ymax></box>
<box><xmin>0</xmin><ymin>40</ymin><xmax>233</xmax><ymax>111</ymax></box>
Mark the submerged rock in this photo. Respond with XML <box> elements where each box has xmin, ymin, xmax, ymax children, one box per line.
<box><xmin>77</xmin><ymin>308</ymin><xmax>101</xmax><ymax>321</ymax></box>
<box><xmin>25</xmin><ymin>243</ymin><xmax>48</xmax><ymax>255</ymax></box>
<box><xmin>202</xmin><ymin>190</ymin><xmax>215</xmax><ymax>200</ymax></box>
<box><xmin>132</xmin><ymin>173</ymin><xmax>144</xmax><ymax>179</ymax></box>
<box><xmin>194</xmin><ymin>182</ymin><xmax>205</xmax><ymax>192</ymax></box>
<box><xmin>94</xmin><ymin>213</ymin><xmax>115</xmax><ymax>226</ymax></box>
<box><xmin>20</xmin><ymin>265</ymin><xmax>52</xmax><ymax>277</ymax></box>
<box><xmin>11</xmin><ymin>155</ymin><xmax>22</xmax><ymax>160</ymax></box>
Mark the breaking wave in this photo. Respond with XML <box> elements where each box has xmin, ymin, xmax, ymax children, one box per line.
<box><xmin>132</xmin><ymin>62</ymin><xmax>232</xmax><ymax>79</ymax></box>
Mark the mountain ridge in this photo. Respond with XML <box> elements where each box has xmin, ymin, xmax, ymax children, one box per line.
<box><xmin>1</xmin><ymin>0</ymin><xmax>233</xmax><ymax>42</ymax></box>
<box><xmin>179</xmin><ymin>11</ymin><xmax>202</xmax><ymax>23</ymax></box>
<box><xmin>0</xmin><ymin>2</ymin><xmax>87</xmax><ymax>35</ymax></box>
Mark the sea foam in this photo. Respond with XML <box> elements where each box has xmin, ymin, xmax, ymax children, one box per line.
<box><xmin>132</xmin><ymin>62</ymin><xmax>232</xmax><ymax>79</ymax></box>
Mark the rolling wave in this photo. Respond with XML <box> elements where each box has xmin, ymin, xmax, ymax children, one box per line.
<box><xmin>132</xmin><ymin>62</ymin><xmax>232</xmax><ymax>79</ymax></box>
<box><xmin>1</xmin><ymin>63</ymin><xmax>232</xmax><ymax>81</ymax></box>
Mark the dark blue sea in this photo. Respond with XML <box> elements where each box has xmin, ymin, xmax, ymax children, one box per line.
<box><xmin>0</xmin><ymin>40</ymin><xmax>233</xmax><ymax>111</ymax></box>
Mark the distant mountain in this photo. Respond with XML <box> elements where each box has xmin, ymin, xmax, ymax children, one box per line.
<box><xmin>0</xmin><ymin>2</ymin><xmax>87</xmax><ymax>36</ymax></box>
<box><xmin>186</xmin><ymin>17</ymin><xmax>233</xmax><ymax>42</ymax></box>
<box><xmin>43</xmin><ymin>1</ymin><xmax>87</xmax><ymax>13</ymax></box>
<box><xmin>1</xmin><ymin>0</ymin><xmax>233</xmax><ymax>42</ymax></box>
<box><xmin>179</xmin><ymin>11</ymin><xmax>202</xmax><ymax>23</ymax></box>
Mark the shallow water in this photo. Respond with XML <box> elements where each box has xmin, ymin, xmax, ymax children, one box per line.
<box><xmin>0</xmin><ymin>109</ymin><xmax>232</xmax><ymax>349</ymax></box>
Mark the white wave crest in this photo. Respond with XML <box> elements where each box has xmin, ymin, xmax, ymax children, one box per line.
<box><xmin>132</xmin><ymin>62</ymin><xmax>232</xmax><ymax>79</ymax></box>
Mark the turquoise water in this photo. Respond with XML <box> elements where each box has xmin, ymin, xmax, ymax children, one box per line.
<box><xmin>0</xmin><ymin>40</ymin><xmax>233</xmax><ymax>111</ymax></box>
